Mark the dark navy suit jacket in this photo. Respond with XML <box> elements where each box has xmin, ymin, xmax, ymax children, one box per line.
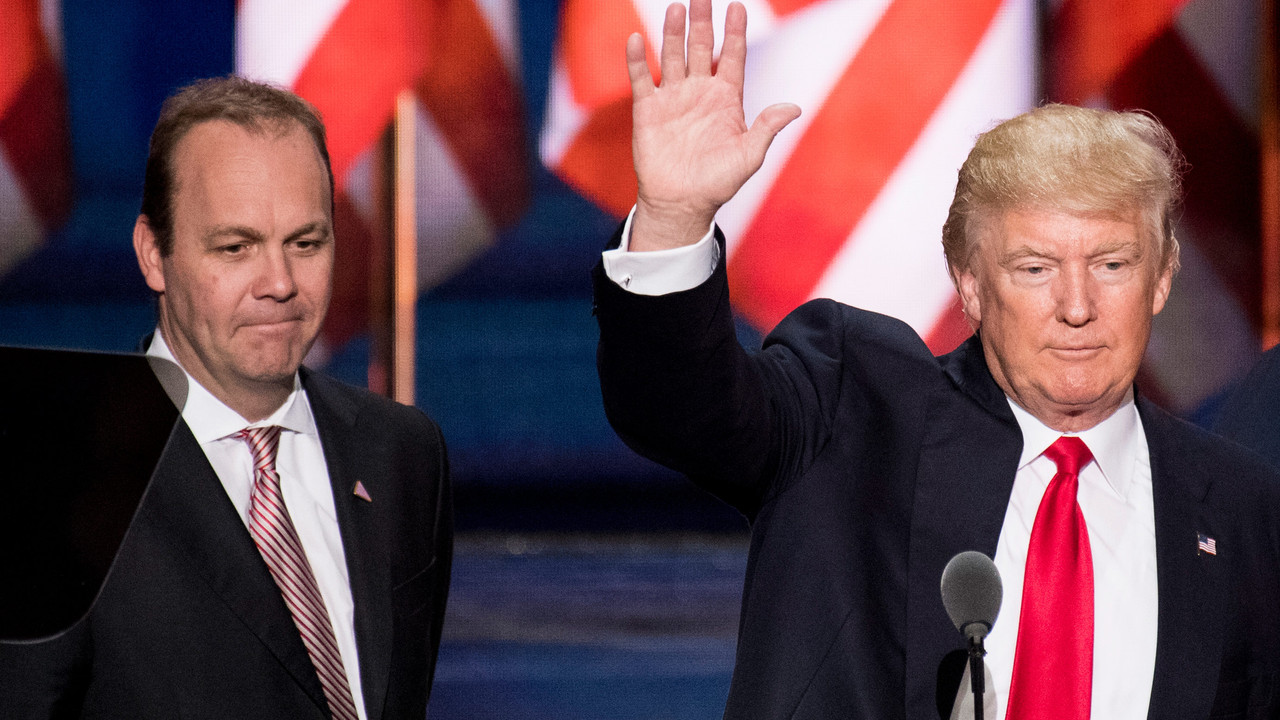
<box><xmin>1217</xmin><ymin>344</ymin><xmax>1280</xmax><ymax>469</ymax></box>
<box><xmin>0</xmin><ymin>368</ymin><xmax>452</xmax><ymax>719</ymax></box>
<box><xmin>594</xmin><ymin>229</ymin><xmax>1280</xmax><ymax>719</ymax></box>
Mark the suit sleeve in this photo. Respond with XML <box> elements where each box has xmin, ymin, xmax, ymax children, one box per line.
<box><xmin>593</xmin><ymin>224</ymin><xmax>850</xmax><ymax>517</ymax></box>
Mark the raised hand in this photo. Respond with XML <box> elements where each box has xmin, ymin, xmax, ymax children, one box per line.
<box><xmin>628</xmin><ymin>0</ymin><xmax>801</xmax><ymax>251</ymax></box>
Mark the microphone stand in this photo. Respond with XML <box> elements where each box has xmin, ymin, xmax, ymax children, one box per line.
<box><xmin>963</xmin><ymin>623</ymin><xmax>988</xmax><ymax>720</ymax></box>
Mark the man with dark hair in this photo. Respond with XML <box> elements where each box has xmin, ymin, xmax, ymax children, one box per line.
<box><xmin>594</xmin><ymin>2</ymin><xmax>1280</xmax><ymax>718</ymax></box>
<box><xmin>1</xmin><ymin>76</ymin><xmax>451</xmax><ymax>719</ymax></box>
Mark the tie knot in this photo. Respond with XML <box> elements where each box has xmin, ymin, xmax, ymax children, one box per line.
<box><xmin>237</xmin><ymin>425</ymin><xmax>283</xmax><ymax>472</ymax></box>
<box><xmin>1043</xmin><ymin>435</ymin><xmax>1093</xmax><ymax>476</ymax></box>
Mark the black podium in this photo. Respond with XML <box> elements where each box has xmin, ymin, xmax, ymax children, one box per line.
<box><xmin>0</xmin><ymin>346</ymin><xmax>183</xmax><ymax>641</ymax></box>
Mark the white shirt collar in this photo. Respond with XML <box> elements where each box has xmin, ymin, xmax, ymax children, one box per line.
<box><xmin>1007</xmin><ymin>388</ymin><xmax>1143</xmax><ymax>499</ymax></box>
<box><xmin>145</xmin><ymin>328</ymin><xmax>314</xmax><ymax>443</ymax></box>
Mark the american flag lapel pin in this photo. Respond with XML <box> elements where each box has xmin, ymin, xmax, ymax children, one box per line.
<box><xmin>353</xmin><ymin>480</ymin><xmax>373</xmax><ymax>503</ymax></box>
<box><xmin>1197</xmin><ymin>533</ymin><xmax>1217</xmax><ymax>556</ymax></box>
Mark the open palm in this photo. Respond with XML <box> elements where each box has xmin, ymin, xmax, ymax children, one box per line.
<box><xmin>628</xmin><ymin>0</ymin><xmax>800</xmax><ymax>251</ymax></box>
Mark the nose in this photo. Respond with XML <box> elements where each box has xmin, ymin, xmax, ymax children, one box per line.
<box><xmin>254</xmin><ymin>245</ymin><xmax>298</xmax><ymax>301</ymax></box>
<box><xmin>1055</xmin><ymin>265</ymin><xmax>1096</xmax><ymax>327</ymax></box>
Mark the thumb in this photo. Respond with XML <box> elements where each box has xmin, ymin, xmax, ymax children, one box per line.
<box><xmin>745</xmin><ymin>102</ymin><xmax>802</xmax><ymax>165</ymax></box>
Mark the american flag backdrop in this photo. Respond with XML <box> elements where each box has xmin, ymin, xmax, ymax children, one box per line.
<box><xmin>0</xmin><ymin>0</ymin><xmax>72</xmax><ymax>278</ymax></box>
<box><xmin>541</xmin><ymin>0</ymin><xmax>1266</xmax><ymax>418</ymax></box>
<box><xmin>236</xmin><ymin>0</ymin><xmax>531</xmax><ymax>348</ymax></box>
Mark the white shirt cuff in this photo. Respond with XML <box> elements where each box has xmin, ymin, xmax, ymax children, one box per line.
<box><xmin>601</xmin><ymin>206</ymin><xmax>721</xmax><ymax>296</ymax></box>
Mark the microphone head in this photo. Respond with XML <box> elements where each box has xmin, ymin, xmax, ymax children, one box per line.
<box><xmin>940</xmin><ymin>551</ymin><xmax>1002</xmax><ymax>642</ymax></box>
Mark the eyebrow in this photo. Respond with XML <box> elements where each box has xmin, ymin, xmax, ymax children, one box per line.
<box><xmin>998</xmin><ymin>240</ymin><xmax>1145</xmax><ymax>265</ymax></box>
<box><xmin>203</xmin><ymin>220</ymin><xmax>331</xmax><ymax>245</ymax></box>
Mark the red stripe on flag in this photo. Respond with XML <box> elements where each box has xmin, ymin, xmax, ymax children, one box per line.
<box><xmin>416</xmin><ymin>0</ymin><xmax>529</xmax><ymax>226</ymax></box>
<box><xmin>561</xmin><ymin>0</ymin><xmax>651</xmax><ymax>108</ymax></box>
<box><xmin>292</xmin><ymin>0</ymin><xmax>425</xmax><ymax>185</ymax></box>
<box><xmin>728</xmin><ymin>0</ymin><xmax>1004</xmax><ymax>331</ymax></box>
<box><xmin>323</xmin><ymin>192</ymin><xmax>375</xmax><ymax>345</ymax></box>
<box><xmin>1105</xmin><ymin>29</ymin><xmax>1262</xmax><ymax>324</ymax></box>
<box><xmin>0</xmin><ymin>53</ymin><xmax>73</xmax><ymax>227</ymax></box>
<box><xmin>0</xmin><ymin>0</ymin><xmax>41</xmax><ymax>112</ymax></box>
<box><xmin>557</xmin><ymin>96</ymin><xmax>636</xmax><ymax>217</ymax></box>
<box><xmin>765</xmin><ymin>0</ymin><xmax>828</xmax><ymax>18</ymax></box>
<box><xmin>924</xmin><ymin>297</ymin><xmax>972</xmax><ymax>354</ymax></box>
<box><xmin>550</xmin><ymin>0</ymin><xmax>655</xmax><ymax>218</ymax></box>
<box><xmin>1050</xmin><ymin>0</ymin><xmax>1189</xmax><ymax>103</ymax></box>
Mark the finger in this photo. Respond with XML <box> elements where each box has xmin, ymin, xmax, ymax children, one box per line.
<box><xmin>659</xmin><ymin>3</ymin><xmax>688</xmax><ymax>86</ymax></box>
<box><xmin>627</xmin><ymin>33</ymin><xmax>656</xmax><ymax>99</ymax></box>
<box><xmin>686</xmin><ymin>0</ymin><xmax>715</xmax><ymax>76</ymax></box>
<box><xmin>717</xmin><ymin>2</ymin><xmax>748</xmax><ymax>93</ymax></box>
<box><xmin>745</xmin><ymin>102</ymin><xmax>802</xmax><ymax>166</ymax></box>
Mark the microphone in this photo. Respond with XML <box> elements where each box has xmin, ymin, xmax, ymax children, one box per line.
<box><xmin>940</xmin><ymin>551</ymin><xmax>1002</xmax><ymax>720</ymax></box>
<box><xmin>941</xmin><ymin>550</ymin><xmax>1002</xmax><ymax>642</ymax></box>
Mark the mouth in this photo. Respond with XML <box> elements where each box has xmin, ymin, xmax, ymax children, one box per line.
<box><xmin>1048</xmin><ymin>345</ymin><xmax>1104</xmax><ymax>359</ymax></box>
<box><xmin>242</xmin><ymin>318</ymin><xmax>305</xmax><ymax>333</ymax></box>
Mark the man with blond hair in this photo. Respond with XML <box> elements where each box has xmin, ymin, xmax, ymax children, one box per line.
<box><xmin>593</xmin><ymin>2</ymin><xmax>1280</xmax><ymax>718</ymax></box>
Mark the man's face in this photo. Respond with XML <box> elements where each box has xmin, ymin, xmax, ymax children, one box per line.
<box><xmin>134</xmin><ymin>119</ymin><xmax>333</xmax><ymax>417</ymax></box>
<box><xmin>956</xmin><ymin>208</ymin><xmax>1172</xmax><ymax>432</ymax></box>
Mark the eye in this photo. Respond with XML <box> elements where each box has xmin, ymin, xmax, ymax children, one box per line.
<box><xmin>290</xmin><ymin>235</ymin><xmax>329</xmax><ymax>253</ymax></box>
<box><xmin>1104</xmin><ymin>261</ymin><xmax>1124</xmax><ymax>271</ymax></box>
<box><xmin>219</xmin><ymin>243</ymin><xmax>248</xmax><ymax>256</ymax></box>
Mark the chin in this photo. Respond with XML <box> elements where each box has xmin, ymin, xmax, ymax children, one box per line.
<box><xmin>238</xmin><ymin>356</ymin><xmax>303</xmax><ymax>385</ymax></box>
<box><xmin>1047</xmin><ymin>384</ymin><xmax>1124</xmax><ymax>413</ymax></box>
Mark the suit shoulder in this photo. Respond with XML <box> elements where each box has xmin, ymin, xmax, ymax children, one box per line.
<box><xmin>775</xmin><ymin>299</ymin><xmax>936</xmax><ymax>366</ymax></box>
<box><xmin>301</xmin><ymin>369</ymin><xmax>443</xmax><ymax>440</ymax></box>
<box><xmin>1144</xmin><ymin>398</ymin><xmax>1280</xmax><ymax>497</ymax></box>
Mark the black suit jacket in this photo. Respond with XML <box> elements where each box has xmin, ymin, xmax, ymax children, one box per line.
<box><xmin>1215</xmin><ymin>344</ymin><xmax>1280</xmax><ymax>468</ymax></box>
<box><xmin>594</xmin><ymin>230</ymin><xmax>1280</xmax><ymax>719</ymax></box>
<box><xmin>1</xmin><ymin>368</ymin><xmax>452</xmax><ymax>719</ymax></box>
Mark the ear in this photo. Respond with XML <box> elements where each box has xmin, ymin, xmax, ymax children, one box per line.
<box><xmin>133</xmin><ymin>215</ymin><xmax>166</xmax><ymax>294</ymax></box>
<box><xmin>955</xmin><ymin>267</ymin><xmax>983</xmax><ymax>331</ymax></box>
<box><xmin>1150</xmin><ymin>260</ymin><xmax>1173</xmax><ymax>316</ymax></box>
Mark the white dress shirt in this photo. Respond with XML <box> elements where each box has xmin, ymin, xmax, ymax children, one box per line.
<box><xmin>985</xmin><ymin>397</ymin><xmax>1157</xmax><ymax>719</ymax></box>
<box><xmin>602</xmin><ymin>215</ymin><xmax>1160</xmax><ymax>719</ymax></box>
<box><xmin>147</xmin><ymin>330</ymin><xmax>368</xmax><ymax>720</ymax></box>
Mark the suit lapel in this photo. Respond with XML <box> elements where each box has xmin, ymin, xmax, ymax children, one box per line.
<box><xmin>1139</xmin><ymin>399</ymin><xmax>1226</xmax><ymax>720</ymax></box>
<box><xmin>305</xmin><ymin>371</ymin><xmax>394</xmax><ymax>720</ymax></box>
<box><xmin>144</xmin><ymin>420</ymin><xmax>330</xmax><ymax>713</ymax></box>
<box><xmin>905</xmin><ymin>335</ymin><xmax>1023</xmax><ymax>718</ymax></box>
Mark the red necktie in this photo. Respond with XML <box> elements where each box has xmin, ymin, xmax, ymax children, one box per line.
<box><xmin>238</xmin><ymin>426</ymin><xmax>360</xmax><ymax>720</ymax></box>
<box><xmin>1006</xmin><ymin>435</ymin><xmax>1094</xmax><ymax>720</ymax></box>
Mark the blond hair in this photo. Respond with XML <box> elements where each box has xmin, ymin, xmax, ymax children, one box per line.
<box><xmin>942</xmin><ymin>104</ymin><xmax>1184</xmax><ymax>280</ymax></box>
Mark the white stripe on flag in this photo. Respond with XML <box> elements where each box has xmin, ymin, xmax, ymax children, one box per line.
<box><xmin>235</xmin><ymin>0</ymin><xmax>348</xmax><ymax>86</ymax></box>
<box><xmin>719</xmin><ymin>0</ymin><xmax>894</xmax><ymax>255</ymax></box>
<box><xmin>811</xmin><ymin>0</ymin><xmax>1035</xmax><ymax>333</ymax></box>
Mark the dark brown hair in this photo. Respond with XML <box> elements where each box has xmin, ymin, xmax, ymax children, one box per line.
<box><xmin>140</xmin><ymin>75</ymin><xmax>334</xmax><ymax>255</ymax></box>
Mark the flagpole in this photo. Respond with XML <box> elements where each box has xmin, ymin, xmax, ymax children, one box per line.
<box><xmin>1262</xmin><ymin>0</ymin><xmax>1280</xmax><ymax>349</ymax></box>
<box><xmin>391</xmin><ymin>89</ymin><xmax>418</xmax><ymax>405</ymax></box>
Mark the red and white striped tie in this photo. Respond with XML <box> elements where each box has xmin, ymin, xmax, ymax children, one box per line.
<box><xmin>237</xmin><ymin>426</ymin><xmax>359</xmax><ymax>720</ymax></box>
